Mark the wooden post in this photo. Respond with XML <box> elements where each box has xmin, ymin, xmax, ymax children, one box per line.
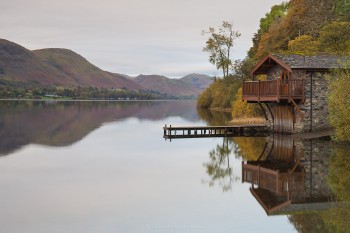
<box><xmin>276</xmin><ymin>170</ymin><xmax>279</xmax><ymax>193</ymax></box>
<box><xmin>302</xmin><ymin>77</ymin><xmax>305</xmax><ymax>103</ymax></box>
<box><xmin>287</xmin><ymin>174</ymin><xmax>291</xmax><ymax>200</ymax></box>
<box><xmin>242</xmin><ymin>161</ymin><xmax>244</xmax><ymax>183</ymax></box>
<box><xmin>258</xmin><ymin>80</ymin><xmax>261</xmax><ymax>102</ymax></box>
<box><xmin>277</xmin><ymin>78</ymin><xmax>280</xmax><ymax>103</ymax></box>
<box><xmin>288</xmin><ymin>72</ymin><xmax>291</xmax><ymax>103</ymax></box>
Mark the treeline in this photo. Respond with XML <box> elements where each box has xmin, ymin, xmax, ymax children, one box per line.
<box><xmin>197</xmin><ymin>75</ymin><xmax>263</xmax><ymax>120</ymax></box>
<box><xmin>197</xmin><ymin>75</ymin><xmax>241</xmax><ymax>109</ymax></box>
<box><xmin>0</xmin><ymin>79</ymin><xmax>184</xmax><ymax>100</ymax></box>
<box><xmin>198</xmin><ymin>0</ymin><xmax>350</xmax><ymax>125</ymax></box>
<box><xmin>247</xmin><ymin>0</ymin><xmax>349</xmax><ymax>62</ymax></box>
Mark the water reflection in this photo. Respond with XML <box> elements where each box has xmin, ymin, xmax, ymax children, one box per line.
<box><xmin>238</xmin><ymin>134</ymin><xmax>350</xmax><ymax>232</ymax></box>
<box><xmin>202</xmin><ymin>138</ymin><xmax>239</xmax><ymax>191</ymax></box>
<box><xmin>197</xmin><ymin>108</ymin><xmax>232</xmax><ymax>126</ymax></box>
<box><xmin>198</xmin><ymin>107</ymin><xmax>350</xmax><ymax>232</ymax></box>
<box><xmin>199</xmin><ymin>108</ymin><xmax>270</xmax><ymax>192</ymax></box>
<box><xmin>1</xmin><ymin>101</ymin><xmax>349</xmax><ymax>232</ymax></box>
<box><xmin>242</xmin><ymin>136</ymin><xmax>335</xmax><ymax>215</ymax></box>
<box><xmin>0</xmin><ymin>100</ymin><xmax>197</xmax><ymax>156</ymax></box>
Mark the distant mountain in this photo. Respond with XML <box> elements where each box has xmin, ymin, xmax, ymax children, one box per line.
<box><xmin>0</xmin><ymin>39</ymin><xmax>142</xmax><ymax>90</ymax></box>
<box><xmin>134</xmin><ymin>74</ymin><xmax>201</xmax><ymax>97</ymax></box>
<box><xmin>0</xmin><ymin>38</ymin><xmax>213</xmax><ymax>97</ymax></box>
<box><xmin>115</xmin><ymin>73</ymin><xmax>133</xmax><ymax>80</ymax></box>
<box><xmin>180</xmin><ymin>73</ymin><xmax>213</xmax><ymax>91</ymax></box>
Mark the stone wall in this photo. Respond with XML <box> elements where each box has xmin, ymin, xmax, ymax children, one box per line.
<box><xmin>294</xmin><ymin>72</ymin><xmax>331</xmax><ymax>133</ymax></box>
<box><xmin>264</xmin><ymin>136</ymin><xmax>334</xmax><ymax>201</ymax></box>
<box><xmin>294</xmin><ymin>138</ymin><xmax>334</xmax><ymax>200</ymax></box>
<box><xmin>266</xmin><ymin>66</ymin><xmax>307</xmax><ymax>80</ymax></box>
<box><xmin>263</xmin><ymin>136</ymin><xmax>334</xmax><ymax>201</ymax></box>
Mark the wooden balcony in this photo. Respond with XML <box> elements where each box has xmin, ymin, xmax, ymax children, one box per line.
<box><xmin>242</xmin><ymin>79</ymin><xmax>305</xmax><ymax>103</ymax></box>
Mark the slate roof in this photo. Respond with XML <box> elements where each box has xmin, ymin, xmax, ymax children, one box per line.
<box><xmin>251</xmin><ymin>53</ymin><xmax>350</xmax><ymax>75</ymax></box>
<box><xmin>272</xmin><ymin>53</ymin><xmax>350</xmax><ymax>69</ymax></box>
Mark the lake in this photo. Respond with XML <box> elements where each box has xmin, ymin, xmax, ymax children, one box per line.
<box><xmin>0</xmin><ymin>100</ymin><xmax>348</xmax><ymax>233</ymax></box>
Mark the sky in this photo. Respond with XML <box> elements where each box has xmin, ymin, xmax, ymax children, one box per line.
<box><xmin>0</xmin><ymin>0</ymin><xmax>285</xmax><ymax>78</ymax></box>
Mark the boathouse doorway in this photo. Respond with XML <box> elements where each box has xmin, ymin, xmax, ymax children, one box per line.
<box><xmin>274</xmin><ymin>106</ymin><xmax>293</xmax><ymax>133</ymax></box>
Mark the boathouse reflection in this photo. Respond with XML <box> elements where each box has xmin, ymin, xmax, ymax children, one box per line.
<box><xmin>242</xmin><ymin>136</ymin><xmax>335</xmax><ymax>215</ymax></box>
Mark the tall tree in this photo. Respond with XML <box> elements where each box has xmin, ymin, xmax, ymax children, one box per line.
<box><xmin>335</xmin><ymin>0</ymin><xmax>350</xmax><ymax>21</ymax></box>
<box><xmin>319</xmin><ymin>22</ymin><xmax>350</xmax><ymax>55</ymax></box>
<box><xmin>288</xmin><ymin>35</ymin><xmax>320</xmax><ymax>54</ymax></box>
<box><xmin>202</xmin><ymin>21</ymin><xmax>241</xmax><ymax>77</ymax></box>
<box><xmin>326</xmin><ymin>64</ymin><xmax>350</xmax><ymax>141</ymax></box>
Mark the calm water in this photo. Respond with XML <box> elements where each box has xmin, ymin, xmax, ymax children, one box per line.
<box><xmin>0</xmin><ymin>100</ymin><xmax>348</xmax><ymax>233</ymax></box>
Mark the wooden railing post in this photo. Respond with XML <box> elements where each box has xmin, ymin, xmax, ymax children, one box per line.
<box><xmin>258</xmin><ymin>80</ymin><xmax>261</xmax><ymax>102</ymax></box>
<box><xmin>277</xmin><ymin>78</ymin><xmax>280</xmax><ymax>103</ymax></box>
<box><xmin>242</xmin><ymin>78</ymin><xmax>303</xmax><ymax>103</ymax></box>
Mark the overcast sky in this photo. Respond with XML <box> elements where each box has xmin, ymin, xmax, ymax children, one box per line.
<box><xmin>1</xmin><ymin>0</ymin><xmax>285</xmax><ymax>78</ymax></box>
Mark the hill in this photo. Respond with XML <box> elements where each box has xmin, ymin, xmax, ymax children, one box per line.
<box><xmin>180</xmin><ymin>73</ymin><xmax>213</xmax><ymax>91</ymax></box>
<box><xmin>134</xmin><ymin>74</ymin><xmax>202</xmax><ymax>97</ymax></box>
<box><xmin>0</xmin><ymin>38</ymin><xmax>213</xmax><ymax>98</ymax></box>
<box><xmin>0</xmin><ymin>39</ymin><xmax>142</xmax><ymax>90</ymax></box>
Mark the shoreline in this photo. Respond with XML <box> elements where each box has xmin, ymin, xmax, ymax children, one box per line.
<box><xmin>0</xmin><ymin>98</ymin><xmax>195</xmax><ymax>102</ymax></box>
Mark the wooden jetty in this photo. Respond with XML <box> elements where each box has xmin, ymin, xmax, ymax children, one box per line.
<box><xmin>163</xmin><ymin>124</ymin><xmax>269</xmax><ymax>139</ymax></box>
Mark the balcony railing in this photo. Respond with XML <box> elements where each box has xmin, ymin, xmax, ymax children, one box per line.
<box><xmin>242</xmin><ymin>79</ymin><xmax>305</xmax><ymax>102</ymax></box>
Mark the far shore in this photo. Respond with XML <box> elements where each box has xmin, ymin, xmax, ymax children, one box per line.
<box><xmin>0</xmin><ymin>98</ymin><xmax>195</xmax><ymax>102</ymax></box>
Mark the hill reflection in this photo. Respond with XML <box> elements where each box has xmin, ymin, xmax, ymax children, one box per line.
<box><xmin>0</xmin><ymin>100</ymin><xmax>198</xmax><ymax>155</ymax></box>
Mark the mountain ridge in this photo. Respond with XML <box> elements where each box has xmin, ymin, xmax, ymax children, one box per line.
<box><xmin>134</xmin><ymin>74</ymin><xmax>200</xmax><ymax>97</ymax></box>
<box><xmin>0</xmin><ymin>38</ymin><xmax>213</xmax><ymax>97</ymax></box>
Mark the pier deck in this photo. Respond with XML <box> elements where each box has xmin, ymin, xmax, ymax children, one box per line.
<box><xmin>163</xmin><ymin>124</ymin><xmax>269</xmax><ymax>139</ymax></box>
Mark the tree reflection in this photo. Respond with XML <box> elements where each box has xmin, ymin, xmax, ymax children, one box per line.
<box><xmin>288</xmin><ymin>213</ymin><xmax>329</xmax><ymax>233</ymax></box>
<box><xmin>288</xmin><ymin>201</ymin><xmax>350</xmax><ymax>233</ymax></box>
<box><xmin>196</xmin><ymin>107</ymin><xmax>232</xmax><ymax>126</ymax></box>
<box><xmin>232</xmin><ymin>137</ymin><xmax>266</xmax><ymax>161</ymax></box>
<box><xmin>321</xmin><ymin>143</ymin><xmax>350</xmax><ymax>232</ymax></box>
<box><xmin>203</xmin><ymin>137</ymin><xmax>239</xmax><ymax>192</ymax></box>
<box><xmin>328</xmin><ymin>144</ymin><xmax>350</xmax><ymax>203</ymax></box>
<box><xmin>287</xmin><ymin>142</ymin><xmax>350</xmax><ymax>233</ymax></box>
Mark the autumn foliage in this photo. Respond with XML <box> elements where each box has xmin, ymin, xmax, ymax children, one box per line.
<box><xmin>198</xmin><ymin>0</ymin><xmax>350</xmax><ymax>125</ymax></box>
<box><xmin>326</xmin><ymin>66</ymin><xmax>350</xmax><ymax>141</ymax></box>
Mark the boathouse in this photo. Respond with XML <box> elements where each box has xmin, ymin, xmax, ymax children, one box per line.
<box><xmin>242</xmin><ymin>53</ymin><xmax>349</xmax><ymax>133</ymax></box>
